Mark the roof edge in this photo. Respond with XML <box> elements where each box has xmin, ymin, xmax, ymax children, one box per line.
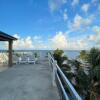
<box><xmin>0</xmin><ymin>31</ymin><xmax>17</xmax><ymax>40</ymax></box>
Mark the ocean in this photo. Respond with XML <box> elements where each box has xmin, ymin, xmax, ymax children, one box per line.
<box><xmin>64</xmin><ymin>50</ymin><xmax>80</xmax><ymax>59</ymax></box>
<box><xmin>34</xmin><ymin>50</ymin><xmax>80</xmax><ymax>59</ymax></box>
<box><xmin>0</xmin><ymin>50</ymin><xmax>80</xmax><ymax>60</ymax></box>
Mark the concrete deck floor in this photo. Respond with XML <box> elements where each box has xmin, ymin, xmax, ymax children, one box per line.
<box><xmin>0</xmin><ymin>64</ymin><xmax>8</xmax><ymax>72</ymax></box>
<box><xmin>0</xmin><ymin>59</ymin><xmax>59</xmax><ymax>100</ymax></box>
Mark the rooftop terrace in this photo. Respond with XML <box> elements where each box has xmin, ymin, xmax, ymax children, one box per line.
<box><xmin>0</xmin><ymin>58</ymin><xmax>59</xmax><ymax>100</ymax></box>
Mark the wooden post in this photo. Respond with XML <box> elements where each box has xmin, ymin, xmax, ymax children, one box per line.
<box><xmin>8</xmin><ymin>40</ymin><xmax>13</xmax><ymax>67</ymax></box>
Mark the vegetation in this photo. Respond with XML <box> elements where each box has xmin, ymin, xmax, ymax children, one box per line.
<box><xmin>53</xmin><ymin>49</ymin><xmax>65</xmax><ymax>67</ymax></box>
<box><xmin>15</xmin><ymin>53</ymin><xmax>21</xmax><ymax>57</ymax></box>
<box><xmin>87</xmin><ymin>48</ymin><xmax>100</xmax><ymax>68</ymax></box>
<box><xmin>79</xmin><ymin>50</ymin><xmax>88</xmax><ymax>61</ymax></box>
<box><xmin>53</xmin><ymin>48</ymin><xmax>100</xmax><ymax>100</ymax></box>
<box><xmin>34</xmin><ymin>52</ymin><xmax>38</xmax><ymax>58</ymax></box>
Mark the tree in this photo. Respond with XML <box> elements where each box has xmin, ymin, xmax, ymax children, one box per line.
<box><xmin>53</xmin><ymin>49</ymin><xmax>64</xmax><ymax>66</ymax></box>
<box><xmin>53</xmin><ymin>48</ymin><xmax>100</xmax><ymax>99</ymax></box>
<box><xmin>64</xmin><ymin>48</ymin><xmax>100</xmax><ymax>99</ymax></box>
<box><xmin>87</xmin><ymin>47</ymin><xmax>100</xmax><ymax>68</ymax></box>
<box><xmin>34</xmin><ymin>52</ymin><xmax>38</xmax><ymax>58</ymax></box>
<box><xmin>77</xmin><ymin>47</ymin><xmax>100</xmax><ymax>99</ymax></box>
<box><xmin>71</xmin><ymin>60</ymin><xmax>82</xmax><ymax>71</ymax></box>
<box><xmin>79</xmin><ymin>50</ymin><xmax>88</xmax><ymax>61</ymax></box>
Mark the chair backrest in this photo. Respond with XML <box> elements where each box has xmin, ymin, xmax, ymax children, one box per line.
<box><xmin>18</xmin><ymin>57</ymin><xmax>22</xmax><ymax>61</ymax></box>
<box><xmin>28</xmin><ymin>55</ymin><xmax>35</xmax><ymax>60</ymax></box>
<box><xmin>21</xmin><ymin>56</ymin><xmax>27</xmax><ymax>61</ymax></box>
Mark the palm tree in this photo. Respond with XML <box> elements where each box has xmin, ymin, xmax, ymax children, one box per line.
<box><xmin>87</xmin><ymin>47</ymin><xmax>100</xmax><ymax>68</ymax></box>
<box><xmin>77</xmin><ymin>47</ymin><xmax>100</xmax><ymax>99</ymax></box>
<box><xmin>79</xmin><ymin>50</ymin><xmax>88</xmax><ymax>61</ymax></box>
<box><xmin>53</xmin><ymin>48</ymin><xmax>100</xmax><ymax>100</ymax></box>
<box><xmin>53</xmin><ymin>49</ymin><xmax>64</xmax><ymax>67</ymax></box>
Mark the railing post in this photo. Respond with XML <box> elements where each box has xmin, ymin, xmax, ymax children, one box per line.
<box><xmin>48</xmin><ymin>53</ymin><xmax>82</xmax><ymax>100</ymax></box>
<box><xmin>52</xmin><ymin>60</ymin><xmax>57</xmax><ymax>87</ymax></box>
<box><xmin>48</xmin><ymin>53</ymin><xmax>51</xmax><ymax>66</ymax></box>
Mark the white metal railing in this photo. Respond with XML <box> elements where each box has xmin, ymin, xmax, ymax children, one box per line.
<box><xmin>48</xmin><ymin>53</ymin><xmax>82</xmax><ymax>100</ymax></box>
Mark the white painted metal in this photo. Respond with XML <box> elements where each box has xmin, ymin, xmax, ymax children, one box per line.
<box><xmin>48</xmin><ymin>53</ymin><xmax>82</xmax><ymax>100</ymax></box>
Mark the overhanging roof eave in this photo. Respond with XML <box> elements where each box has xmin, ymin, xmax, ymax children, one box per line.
<box><xmin>0</xmin><ymin>31</ymin><xmax>17</xmax><ymax>41</ymax></box>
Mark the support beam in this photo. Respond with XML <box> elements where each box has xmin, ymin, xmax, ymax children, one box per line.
<box><xmin>0</xmin><ymin>31</ymin><xmax>17</xmax><ymax>67</ymax></box>
<box><xmin>0</xmin><ymin>36</ymin><xmax>10</xmax><ymax>41</ymax></box>
<box><xmin>8</xmin><ymin>40</ymin><xmax>13</xmax><ymax>67</ymax></box>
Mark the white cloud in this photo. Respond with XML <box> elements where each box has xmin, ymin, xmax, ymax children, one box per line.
<box><xmin>68</xmin><ymin>39</ymin><xmax>88</xmax><ymax>50</ymax></box>
<box><xmin>77</xmin><ymin>26</ymin><xmax>100</xmax><ymax>49</ymax></box>
<box><xmin>93</xmin><ymin>26</ymin><xmax>100</xmax><ymax>34</ymax></box>
<box><xmin>71</xmin><ymin>14</ymin><xmax>93</xmax><ymax>29</ymax></box>
<box><xmin>48</xmin><ymin>0</ymin><xmax>57</xmax><ymax>12</ymax></box>
<box><xmin>48</xmin><ymin>0</ymin><xmax>67</xmax><ymax>12</ymax></box>
<box><xmin>72</xmin><ymin>14</ymin><xmax>83</xmax><ymax>29</ymax></box>
<box><xmin>33</xmin><ymin>35</ymin><xmax>41</xmax><ymax>40</ymax></box>
<box><xmin>89</xmin><ymin>26</ymin><xmax>100</xmax><ymax>42</ymax></box>
<box><xmin>50</xmin><ymin>28</ymin><xmax>100</xmax><ymax>50</ymax></box>
<box><xmin>81</xmin><ymin>4</ymin><xmax>90</xmax><ymax>12</ymax></box>
<box><xmin>13</xmin><ymin>34</ymin><xmax>34</xmax><ymax>49</ymax></box>
<box><xmin>63</xmin><ymin>10</ymin><xmax>68</xmax><ymax>21</ymax></box>
<box><xmin>50</xmin><ymin>31</ymin><xmax>90</xmax><ymax>50</ymax></box>
<box><xmin>4</xmin><ymin>26</ymin><xmax>100</xmax><ymax>50</ymax></box>
<box><xmin>13</xmin><ymin>34</ymin><xmax>20</xmax><ymax>39</ymax></box>
<box><xmin>12</xmin><ymin>34</ymin><xmax>50</xmax><ymax>50</ymax></box>
<box><xmin>25</xmin><ymin>36</ymin><xmax>34</xmax><ymax>48</ymax></box>
<box><xmin>80</xmin><ymin>26</ymin><xmax>100</xmax><ymax>49</ymax></box>
<box><xmin>33</xmin><ymin>43</ymin><xmax>49</xmax><ymax>50</ymax></box>
<box><xmin>51</xmin><ymin>32</ymin><xmax>68</xmax><ymax>49</ymax></box>
<box><xmin>83</xmin><ymin>17</ymin><xmax>92</xmax><ymax>25</ymax></box>
<box><xmin>66</xmin><ymin>26</ymin><xmax>100</xmax><ymax>50</ymax></box>
<box><xmin>71</xmin><ymin>0</ymin><xmax>79</xmax><ymax>6</ymax></box>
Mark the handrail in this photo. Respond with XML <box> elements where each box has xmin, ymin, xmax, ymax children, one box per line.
<box><xmin>48</xmin><ymin>53</ymin><xmax>82</xmax><ymax>100</ymax></box>
<box><xmin>56</xmin><ymin>72</ymin><xmax>69</xmax><ymax>100</ymax></box>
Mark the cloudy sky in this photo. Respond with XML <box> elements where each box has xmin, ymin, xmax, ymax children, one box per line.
<box><xmin>0</xmin><ymin>0</ymin><xmax>100</xmax><ymax>50</ymax></box>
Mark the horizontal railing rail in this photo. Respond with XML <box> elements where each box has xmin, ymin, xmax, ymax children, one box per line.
<box><xmin>48</xmin><ymin>53</ymin><xmax>82</xmax><ymax>100</ymax></box>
